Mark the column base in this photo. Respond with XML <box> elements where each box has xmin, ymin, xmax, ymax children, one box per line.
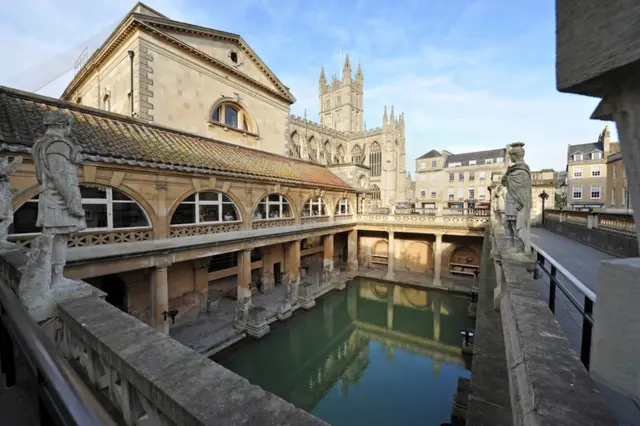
<box><xmin>347</xmin><ymin>260</ymin><xmax>358</xmax><ymax>272</ymax></box>
<box><xmin>298</xmin><ymin>282</ymin><xmax>316</xmax><ymax>310</ymax></box>
<box><xmin>277</xmin><ymin>303</ymin><xmax>292</xmax><ymax>321</ymax></box>
<box><xmin>233</xmin><ymin>294</ymin><xmax>251</xmax><ymax>331</ymax></box>
<box><xmin>246</xmin><ymin>306</ymin><xmax>270</xmax><ymax>339</ymax></box>
<box><xmin>384</xmin><ymin>273</ymin><xmax>396</xmax><ymax>282</ymax></box>
<box><xmin>467</xmin><ymin>303</ymin><xmax>477</xmax><ymax>319</ymax></box>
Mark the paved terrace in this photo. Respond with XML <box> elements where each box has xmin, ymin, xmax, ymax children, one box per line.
<box><xmin>531</xmin><ymin>228</ymin><xmax>640</xmax><ymax>426</ymax></box>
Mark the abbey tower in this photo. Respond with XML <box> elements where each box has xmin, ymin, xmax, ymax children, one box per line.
<box><xmin>318</xmin><ymin>55</ymin><xmax>364</xmax><ymax>133</ymax></box>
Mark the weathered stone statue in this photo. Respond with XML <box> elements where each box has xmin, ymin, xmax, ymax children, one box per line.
<box><xmin>32</xmin><ymin>110</ymin><xmax>86</xmax><ymax>286</ymax></box>
<box><xmin>501</xmin><ymin>142</ymin><xmax>532</xmax><ymax>259</ymax></box>
<box><xmin>0</xmin><ymin>156</ymin><xmax>23</xmax><ymax>245</ymax></box>
<box><xmin>490</xmin><ymin>181</ymin><xmax>506</xmax><ymax>232</ymax></box>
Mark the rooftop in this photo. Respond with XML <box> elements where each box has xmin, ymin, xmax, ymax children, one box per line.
<box><xmin>444</xmin><ymin>148</ymin><xmax>506</xmax><ymax>167</ymax></box>
<box><xmin>0</xmin><ymin>86</ymin><xmax>352</xmax><ymax>191</ymax></box>
<box><xmin>417</xmin><ymin>149</ymin><xmax>442</xmax><ymax>159</ymax></box>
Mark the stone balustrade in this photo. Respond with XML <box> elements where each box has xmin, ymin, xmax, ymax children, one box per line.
<box><xmin>251</xmin><ymin>218</ymin><xmax>296</xmax><ymax>229</ymax></box>
<box><xmin>356</xmin><ymin>213</ymin><xmax>490</xmax><ymax>228</ymax></box>
<box><xmin>9</xmin><ymin>227</ymin><xmax>154</xmax><ymax>250</ymax></box>
<box><xmin>301</xmin><ymin>216</ymin><xmax>330</xmax><ymax>225</ymax></box>
<box><xmin>543</xmin><ymin>210</ymin><xmax>638</xmax><ymax>257</ymax></box>
<box><xmin>170</xmin><ymin>222</ymin><xmax>242</xmax><ymax>238</ymax></box>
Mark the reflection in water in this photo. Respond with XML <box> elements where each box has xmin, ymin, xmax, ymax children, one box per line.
<box><xmin>214</xmin><ymin>278</ymin><xmax>473</xmax><ymax>426</ymax></box>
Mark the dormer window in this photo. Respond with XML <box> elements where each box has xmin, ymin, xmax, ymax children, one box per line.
<box><xmin>210</xmin><ymin>101</ymin><xmax>253</xmax><ymax>133</ymax></box>
<box><xmin>573</xmin><ymin>153</ymin><xmax>583</xmax><ymax>161</ymax></box>
<box><xmin>591</xmin><ymin>151</ymin><xmax>602</xmax><ymax>160</ymax></box>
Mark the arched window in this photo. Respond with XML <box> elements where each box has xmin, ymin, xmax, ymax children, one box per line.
<box><xmin>308</xmin><ymin>136</ymin><xmax>318</xmax><ymax>162</ymax></box>
<box><xmin>336</xmin><ymin>145</ymin><xmax>346</xmax><ymax>164</ymax></box>
<box><xmin>351</xmin><ymin>145</ymin><xmax>362</xmax><ymax>163</ymax></box>
<box><xmin>171</xmin><ymin>191</ymin><xmax>239</xmax><ymax>225</ymax></box>
<box><xmin>10</xmin><ymin>186</ymin><xmax>150</xmax><ymax>235</ymax></box>
<box><xmin>254</xmin><ymin>194</ymin><xmax>292</xmax><ymax>220</ymax></box>
<box><xmin>372</xmin><ymin>241</ymin><xmax>388</xmax><ymax>264</ymax></box>
<box><xmin>303</xmin><ymin>196</ymin><xmax>327</xmax><ymax>217</ymax></box>
<box><xmin>335</xmin><ymin>198</ymin><xmax>350</xmax><ymax>215</ymax></box>
<box><xmin>324</xmin><ymin>141</ymin><xmax>332</xmax><ymax>165</ymax></box>
<box><xmin>370</xmin><ymin>184</ymin><xmax>381</xmax><ymax>200</ymax></box>
<box><xmin>211</xmin><ymin>102</ymin><xmax>252</xmax><ymax>132</ymax></box>
<box><xmin>370</xmin><ymin>142</ymin><xmax>381</xmax><ymax>176</ymax></box>
<box><xmin>291</xmin><ymin>132</ymin><xmax>301</xmax><ymax>158</ymax></box>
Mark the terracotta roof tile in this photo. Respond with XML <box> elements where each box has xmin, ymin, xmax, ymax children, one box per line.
<box><xmin>0</xmin><ymin>86</ymin><xmax>352</xmax><ymax>191</ymax></box>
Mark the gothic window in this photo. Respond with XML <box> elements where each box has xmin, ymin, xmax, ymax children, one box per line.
<box><xmin>336</xmin><ymin>145</ymin><xmax>346</xmax><ymax>164</ymax></box>
<box><xmin>370</xmin><ymin>142</ymin><xmax>381</xmax><ymax>176</ymax></box>
<box><xmin>210</xmin><ymin>101</ymin><xmax>253</xmax><ymax>133</ymax></box>
<box><xmin>253</xmin><ymin>194</ymin><xmax>292</xmax><ymax>220</ymax></box>
<box><xmin>325</xmin><ymin>97</ymin><xmax>330</xmax><ymax>110</ymax></box>
<box><xmin>303</xmin><ymin>196</ymin><xmax>327</xmax><ymax>217</ymax></box>
<box><xmin>10</xmin><ymin>186</ymin><xmax>150</xmax><ymax>235</ymax></box>
<box><xmin>371</xmin><ymin>184</ymin><xmax>381</xmax><ymax>200</ymax></box>
<box><xmin>351</xmin><ymin>145</ymin><xmax>362</xmax><ymax>163</ymax></box>
<box><xmin>309</xmin><ymin>136</ymin><xmax>318</xmax><ymax>162</ymax></box>
<box><xmin>171</xmin><ymin>191</ymin><xmax>240</xmax><ymax>225</ymax></box>
<box><xmin>335</xmin><ymin>198</ymin><xmax>350</xmax><ymax>215</ymax></box>
<box><xmin>291</xmin><ymin>132</ymin><xmax>301</xmax><ymax>158</ymax></box>
<box><xmin>336</xmin><ymin>95</ymin><xmax>341</xmax><ymax>105</ymax></box>
<box><xmin>324</xmin><ymin>141</ymin><xmax>332</xmax><ymax>165</ymax></box>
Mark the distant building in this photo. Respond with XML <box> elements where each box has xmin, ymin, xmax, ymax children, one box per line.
<box><xmin>566</xmin><ymin>126</ymin><xmax>619</xmax><ymax>210</ymax></box>
<box><xmin>531</xmin><ymin>169</ymin><xmax>555</xmax><ymax>224</ymax></box>
<box><xmin>606</xmin><ymin>151</ymin><xmax>630</xmax><ymax>210</ymax></box>
<box><xmin>414</xmin><ymin>148</ymin><xmax>506</xmax><ymax>210</ymax></box>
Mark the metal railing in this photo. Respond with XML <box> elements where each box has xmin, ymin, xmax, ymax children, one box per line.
<box><xmin>531</xmin><ymin>241</ymin><xmax>596</xmax><ymax>370</ymax></box>
<box><xmin>0</xmin><ymin>279</ymin><xmax>115</xmax><ymax>425</ymax></box>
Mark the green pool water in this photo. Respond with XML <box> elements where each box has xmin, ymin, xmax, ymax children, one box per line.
<box><xmin>214</xmin><ymin>278</ymin><xmax>473</xmax><ymax>426</ymax></box>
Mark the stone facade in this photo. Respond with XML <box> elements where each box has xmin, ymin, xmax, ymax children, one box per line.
<box><xmin>606</xmin><ymin>151</ymin><xmax>630</xmax><ymax>209</ymax></box>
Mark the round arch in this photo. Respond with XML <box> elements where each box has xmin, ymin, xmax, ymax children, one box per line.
<box><xmin>167</xmin><ymin>188</ymin><xmax>246</xmax><ymax>227</ymax></box>
<box><xmin>208</xmin><ymin>97</ymin><xmax>259</xmax><ymax>135</ymax></box>
<box><xmin>301</xmin><ymin>195</ymin><xmax>328</xmax><ymax>217</ymax></box>
<box><xmin>450</xmin><ymin>246</ymin><xmax>480</xmax><ymax>266</ymax></box>
<box><xmin>334</xmin><ymin>197</ymin><xmax>351</xmax><ymax>216</ymax></box>
<box><xmin>402</xmin><ymin>287</ymin><xmax>429</xmax><ymax>309</ymax></box>
<box><xmin>250</xmin><ymin>192</ymin><xmax>297</xmax><ymax>221</ymax></box>
<box><xmin>371</xmin><ymin>240</ymin><xmax>389</xmax><ymax>265</ymax></box>
<box><xmin>404</xmin><ymin>242</ymin><xmax>434</xmax><ymax>273</ymax></box>
<box><xmin>371</xmin><ymin>282</ymin><xmax>389</xmax><ymax>300</ymax></box>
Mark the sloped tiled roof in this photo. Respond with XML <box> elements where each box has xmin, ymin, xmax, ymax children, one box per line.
<box><xmin>417</xmin><ymin>149</ymin><xmax>441</xmax><ymax>159</ymax></box>
<box><xmin>0</xmin><ymin>86</ymin><xmax>352</xmax><ymax>191</ymax></box>
<box><xmin>444</xmin><ymin>148</ymin><xmax>506</xmax><ymax>167</ymax></box>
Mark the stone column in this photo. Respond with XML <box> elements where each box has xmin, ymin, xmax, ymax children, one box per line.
<box><xmin>151</xmin><ymin>266</ymin><xmax>169</xmax><ymax>334</ymax></box>
<box><xmin>323</xmin><ymin>233</ymin><xmax>334</xmax><ymax>271</ymax></box>
<box><xmin>433</xmin><ymin>233</ymin><xmax>443</xmax><ymax>286</ymax></box>
<box><xmin>193</xmin><ymin>258</ymin><xmax>210</xmax><ymax>314</ymax></box>
<box><xmin>279</xmin><ymin>240</ymin><xmax>301</xmax><ymax>320</ymax></box>
<box><xmin>347</xmin><ymin>229</ymin><xmax>358</xmax><ymax>271</ymax></box>
<box><xmin>233</xmin><ymin>249</ymin><xmax>252</xmax><ymax>331</ymax></box>
<box><xmin>387</xmin><ymin>286</ymin><xmax>394</xmax><ymax>330</ymax></box>
<box><xmin>385</xmin><ymin>231</ymin><xmax>395</xmax><ymax>280</ymax></box>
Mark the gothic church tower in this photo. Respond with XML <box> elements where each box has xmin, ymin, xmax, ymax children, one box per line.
<box><xmin>318</xmin><ymin>55</ymin><xmax>364</xmax><ymax>132</ymax></box>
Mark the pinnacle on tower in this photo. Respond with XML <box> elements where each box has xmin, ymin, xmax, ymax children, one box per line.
<box><xmin>390</xmin><ymin>105</ymin><xmax>395</xmax><ymax>123</ymax></box>
<box><xmin>319</xmin><ymin>65</ymin><xmax>326</xmax><ymax>83</ymax></box>
<box><xmin>343</xmin><ymin>54</ymin><xmax>352</xmax><ymax>79</ymax></box>
<box><xmin>356</xmin><ymin>63</ymin><xmax>363</xmax><ymax>78</ymax></box>
<box><xmin>383</xmin><ymin>106</ymin><xmax>388</xmax><ymax>126</ymax></box>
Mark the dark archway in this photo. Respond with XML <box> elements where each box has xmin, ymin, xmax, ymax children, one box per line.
<box><xmin>102</xmin><ymin>274</ymin><xmax>127</xmax><ymax>312</ymax></box>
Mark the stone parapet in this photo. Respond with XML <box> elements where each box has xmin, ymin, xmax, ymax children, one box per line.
<box><xmin>494</xmin><ymin>232</ymin><xmax>614</xmax><ymax>425</ymax></box>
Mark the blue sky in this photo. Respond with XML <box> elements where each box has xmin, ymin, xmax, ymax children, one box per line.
<box><xmin>0</xmin><ymin>0</ymin><xmax>616</xmax><ymax>173</ymax></box>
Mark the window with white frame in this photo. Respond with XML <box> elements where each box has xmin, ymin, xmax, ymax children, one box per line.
<box><xmin>573</xmin><ymin>167</ymin><xmax>583</xmax><ymax>178</ymax></box>
<box><xmin>430</xmin><ymin>188</ymin><xmax>437</xmax><ymax>198</ymax></box>
<box><xmin>448</xmin><ymin>188</ymin><xmax>454</xmax><ymax>200</ymax></box>
<box><xmin>253</xmin><ymin>194</ymin><xmax>292</xmax><ymax>220</ymax></box>
<box><xmin>335</xmin><ymin>198</ymin><xmax>350</xmax><ymax>215</ymax></box>
<box><xmin>420</xmin><ymin>189</ymin><xmax>426</xmax><ymax>197</ymax></box>
<box><xmin>496</xmin><ymin>157</ymin><xmax>504</xmax><ymax>163</ymax></box>
<box><xmin>449</xmin><ymin>162</ymin><xmax>461</xmax><ymax>167</ymax></box>
<box><xmin>591</xmin><ymin>151</ymin><xmax>602</xmax><ymax>160</ymax></box>
<box><xmin>485</xmin><ymin>159</ymin><xmax>493</xmax><ymax>164</ymax></box>
<box><xmin>572</xmin><ymin>186</ymin><xmax>582</xmax><ymax>200</ymax></box>
<box><xmin>591</xmin><ymin>166</ymin><xmax>601</xmax><ymax>177</ymax></box>
<box><xmin>469</xmin><ymin>171</ymin><xmax>475</xmax><ymax>180</ymax></box>
<box><xmin>449</xmin><ymin>173</ymin><xmax>454</xmax><ymax>182</ymax></box>
<box><xmin>573</xmin><ymin>153</ymin><xmax>583</xmax><ymax>161</ymax></box>
<box><xmin>10</xmin><ymin>186</ymin><xmax>151</xmax><ymax>235</ymax></box>
<box><xmin>420</xmin><ymin>161</ymin><xmax>426</xmax><ymax>169</ymax></box>
<box><xmin>469</xmin><ymin>160</ymin><xmax>477</xmax><ymax>166</ymax></box>
<box><xmin>211</xmin><ymin>102</ymin><xmax>252</xmax><ymax>132</ymax></box>
<box><xmin>469</xmin><ymin>188</ymin><xmax>475</xmax><ymax>199</ymax></box>
<box><xmin>458</xmin><ymin>172</ymin><xmax>464</xmax><ymax>182</ymax></box>
<box><xmin>590</xmin><ymin>185</ymin><xmax>601</xmax><ymax>199</ymax></box>
<box><xmin>172</xmin><ymin>191</ymin><xmax>239</xmax><ymax>225</ymax></box>
<box><xmin>431</xmin><ymin>160</ymin><xmax>437</xmax><ymax>168</ymax></box>
<box><xmin>303</xmin><ymin>196</ymin><xmax>327</xmax><ymax>217</ymax></box>
<box><xmin>479</xmin><ymin>187</ymin><xmax>486</xmax><ymax>200</ymax></box>
<box><xmin>458</xmin><ymin>188</ymin><xmax>464</xmax><ymax>200</ymax></box>
<box><xmin>479</xmin><ymin>171</ymin><xmax>486</xmax><ymax>180</ymax></box>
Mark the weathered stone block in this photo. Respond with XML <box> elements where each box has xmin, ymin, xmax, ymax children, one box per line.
<box><xmin>298</xmin><ymin>282</ymin><xmax>316</xmax><ymax>310</ymax></box>
<box><xmin>246</xmin><ymin>306</ymin><xmax>270</xmax><ymax>339</ymax></box>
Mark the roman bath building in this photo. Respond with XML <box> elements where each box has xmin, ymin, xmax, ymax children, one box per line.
<box><xmin>60</xmin><ymin>2</ymin><xmax>411</xmax><ymax>211</ymax></box>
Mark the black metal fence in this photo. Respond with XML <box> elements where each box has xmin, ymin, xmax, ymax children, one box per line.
<box><xmin>531</xmin><ymin>242</ymin><xmax>596</xmax><ymax>370</ymax></box>
<box><xmin>0</xmin><ymin>278</ymin><xmax>114</xmax><ymax>425</ymax></box>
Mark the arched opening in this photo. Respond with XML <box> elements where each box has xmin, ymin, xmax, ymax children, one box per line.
<box><xmin>171</xmin><ymin>191</ymin><xmax>240</xmax><ymax>225</ymax></box>
<box><xmin>404</xmin><ymin>242</ymin><xmax>434</xmax><ymax>273</ymax></box>
<box><xmin>351</xmin><ymin>145</ymin><xmax>362</xmax><ymax>163</ymax></box>
<box><xmin>9</xmin><ymin>185</ymin><xmax>151</xmax><ymax>236</ymax></box>
<box><xmin>370</xmin><ymin>142</ymin><xmax>381</xmax><ymax>176</ymax></box>
<box><xmin>303</xmin><ymin>196</ymin><xmax>327</xmax><ymax>217</ymax></box>
<box><xmin>211</xmin><ymin>101</ymin><xmax>254</xmax><ymax>133</ymax></box>
<box><xmin>324</xmin><ymin>141</ymin><xmax>332</xmax><ymax>165</ymax></box>
<box><xmin>308</xmin><ymin>136</ymin><xmax>318</xmax><ymax>162</ymax></box>
<box><xmin>370</xmin><ymin>184</ymin><xmax>381</xmax><ymax>200</ymax></box>
<box><xmin>336</xmin><ymin>145</ymin><xmax>346</xmax><ymax>164</ymax></box>
<box><xmin>102</xmin><ymin>274</ymin><xmax>127</xmax><ymax>312</ymax></box>
<box><xmin>253</xmin><ymin>194</ymin><xmax>293</xmax><ymax>220</ymax></box>
<box><xmin>290</xmin><ymin>132</ymin><xmax>301</xmax><ymax>158</ymax></box>
<box><xmin>450</xmin><ymin>247</ymin><xmax>480</xmax><ymax>276</ymax></box>
<box><xmin>372</xmin><ymin>240</ymin><xmax>388</xmax><ymax>265</ymax></box>
<box><xmin>335</xmin><ymin>198</ymin><xmax>351</xmax><ymax>215</ymax></box>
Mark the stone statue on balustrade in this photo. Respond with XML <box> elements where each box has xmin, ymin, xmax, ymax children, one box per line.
<box><xmin>501</xmin><ymin>142</ymin><xmax>533</xmax><ymax>262</ymax></box>
<box><xmin>489</xmin><ymin>180</ymin><xmax>506</xmax><ymax>233</ymax></box>
<box><xmin>0</xmin><ymin>156</ymin><xmax>23</xmax><ymax>246</ymax></box>
<box><xmin>32</xmin><ymin>109</ymin><xmax>86</xmax><ymax>286</ymax></box>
